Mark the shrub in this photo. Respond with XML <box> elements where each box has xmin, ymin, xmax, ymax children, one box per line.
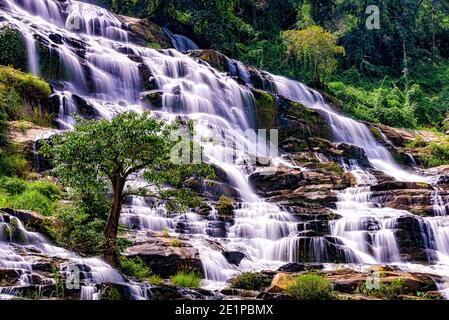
<box><xmin>0</xmin><ymin>86</ymin><xmax>21</xmax><ymax>119</ymax></box>
<box><xmin>99</xmin><ymin>285</ymin><xmax>122</xmax><ymax>300</ymax></box>
<box><xmin>118</xmin><ymin>256</ymin><xmax>151</xmax><ymax>280</ymax></box>
<box><xmin>29</xmin><ymin>180</ymin><xmax>62</xmax><ymax>200</ymax></box>
<box><xmin>357</xmin><ymin>278</ymin><xmax>404</xmax><ymax>300</ymax></box>
<box><xmin>170</xmin><ymin>271</ymin><xmax>202</xmax><ymax>288</ymax></box>
<box><xmin>420</xmin><ymin>143</ymin><xmax>449</xmax><ymax>168</ymax></box>
<box><xmin>1</xmin><ymin>177</ymin><xmax>27</xmax><ymax>195</ymax></box>
<box><xmin>55</xmin><ymin>204</ymin><xmax>106</xmax><ymax>256</ymax></box>
<box><xmin>229</xmin><ymin>272</ymin><xmax>271</xmax><ymax>290</ymax></box>
<box><xmin>286</xmin><ymin>273</ymin><xmax>336</xmax><ymax>300</ymax></box>
<box><xmin>149</xmin><ymin>274</ymin><xmax>162</xmax><ymax>285</ymax></box>
<box><xmin>11</xmin><ymin>189</ymin><xmax>54</xmax><ymax>216</ymax></box>
<box><xmin>0</xmin><ymin>153</ymin><xmax>30</xmax><ymax>178</ymax></box>
<box><xmin>170</xmin><ymin>239</ymin><xmax>181</xmax><ymax>247</ymax></box>
<box><xmin>215</xmin><ymin>195</ymin><xmax>234</xmax><ymax>217</ymax></box>
<box><xmin>0</xmin><ymin>28</ymin><xmax>27</xmax><ymax>70</ymax></box>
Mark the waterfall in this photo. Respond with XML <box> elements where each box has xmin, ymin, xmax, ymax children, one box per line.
<box><xmin>330</xmin><ymin>166</ymin><xmax>402</xmax><ymax>264</ymax></box>
<box><xmin>247</xmin><ymin>74</ymin><xmax>429</xmax><ymax>183</ymax></box>
<box><xmin>2</xmin><ymin>0</ymin><xmax>449</xmax><ymax>298</ymax></box>
<box><xmin>163</xmin><ymin>27</ymin><xmax>199</xmax><ymax>52</ymax></box>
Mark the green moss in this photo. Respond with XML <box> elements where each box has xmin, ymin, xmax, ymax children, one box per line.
<box><xmin>170</xmin><ymin>239</ymin><xmax>181</xmax><ymax>247</ymax></box>
<box><xmin>369</xmin><ymin>127</ymin><xmax>382</xmax><ymax>141</ymax></box>
<box><xmin>286</xmin><ymin>273</ymin><xmax>336</xmax><ymax>300</ymax></box>
<box><xmin>0</xmin><ymin>66</ymin><xmax>51</xmax><ymax>100</ymax></box>
<box><xmin>215</xmin><ymin>195</ymin><xmax>234</xmax><ymax>217</ymax></box>
<box><xmin>229</xmin><ymin>272</ymin><xmax>271</xmax><ymax>290</ymax></box>
<box><xmin>252</xmin><ymin>89</ymin><xmax>278</xmax><ymax>129</ymax></box>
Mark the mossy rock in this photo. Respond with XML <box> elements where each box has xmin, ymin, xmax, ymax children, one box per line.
<box><xmin>252</xmin><ymin>89</ymin><xmax>278</xmax><ymax>129</ymax></box>
<box><xmin>0</xmin><ymin>65</ymin><xmax>51</xmax><ymax>105</ymax></box>
<box><xmin>215</xmin><ymin>195</ymin><xmax>234</xmax><ymax>217</ymax></box>
<box><xmin>369</xmin><ymin>127</ymin><xmax>382</xmax><ymax>142</ymax></box>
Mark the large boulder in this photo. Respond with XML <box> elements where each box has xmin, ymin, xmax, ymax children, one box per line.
<box><xmin>125</xmin><ymin>238</ymin><xmax>204</xmax><ymax>278</ymax></box>
<box><xmin>118</xmin><ymin>15</ymin><xmax>171</xmax><ymax>48</ymax></box>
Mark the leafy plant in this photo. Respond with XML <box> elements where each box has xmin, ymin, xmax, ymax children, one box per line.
<box><xmin>229</xmin><ymin>272</ymin><xmax>271</xmax><ymax>290</ymax></box>
<box><xmin>357</xmin><ymin>278</ymin><xmax>404</xmax><ymax>300</ymax></box>
<box><xmin>118</xmin><ymin>256</ymin><xmax>151</xmax><ymax>280</ymax></box>
<box><xmin>170</xmin><ymin>271</ymin><xmax>202</xmax><ymax>288</ymax></box>
<box><xmin>286</xmin><ymin>273</ymin><xmax>336</xmax><ymax>300</ymax></box>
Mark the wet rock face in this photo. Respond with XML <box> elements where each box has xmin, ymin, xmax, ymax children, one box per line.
<box><xmin>222</xmin><ymin>251</ymin><xmax>245</xmax><ymax>266</ymax></box>
<box><xmin>125</xmin><ymin>238</ymin><xmax>204</xmax><ymax>278</ymax></box>
<box><xmin>394</xmin><ymin>216</ymin><xmax>438</xmax><ymax>263</ymax></box>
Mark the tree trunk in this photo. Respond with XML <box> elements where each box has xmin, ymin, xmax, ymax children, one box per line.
<box><xmin>103</xmin><ymin>175</ymin><xmax>125</xmax><ymax>266</ymax></box>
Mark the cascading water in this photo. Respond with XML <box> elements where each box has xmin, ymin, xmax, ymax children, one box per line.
<box><xmin>163</xmin><ymin>28</ymin><xmax>199</xmax><ymax>53</ymax></box>
<box><xmin>2</xmin><ymin>0</ymin><xmax>449</xmax><ymax>299</ymax></box>
<box><xmin>330</xmin><ymin>165</ymin><xmax>402</xmax><ymax>264</ymax></box>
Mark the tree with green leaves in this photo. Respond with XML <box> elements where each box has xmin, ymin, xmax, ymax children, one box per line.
<box><xmin>43</xmin><ymin>112</ymin><xmax>212</xmax><ymax>265</ymax></box>
<box><xmin>282</xmin><ymin>25</ymin><xmax>345</xmax><ymax>87</ymax></box>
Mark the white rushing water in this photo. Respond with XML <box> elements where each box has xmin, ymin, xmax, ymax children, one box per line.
<box><xmin>1</xmin><ymin>0</ymin><xmax>449</xmax><ymax>298</ymax></box>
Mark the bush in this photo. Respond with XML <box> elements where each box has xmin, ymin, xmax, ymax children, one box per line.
<box><xmin>1</xmin><ymin>177</ymin><xmax>27</xmax><ymax>195</ymax></box>
<box><xmin>0</xmin><ymin>153</ymin><xmax>30</xmax><ymax>178</ymax></box>
<box><xmin>357</xmin><ymin>278</ymin><xmax>404</xmax><ymax>300</ymax></box>
<box><xmin>229</xmin><ymin>272</ymin><xmax>271</xmax><ymax>290</ymax></box>
<box><xmin>0</xmin><ymin>86</ymin><xmax>21</xmax><ymax>119</ymax></box>
<box><xmin>118</xmin><ymin>256</ymin><xmax>151</xmax><ymax>280</ymax></box>
<box><xmin>55</xmin><ymin>204</ymin><xmax>105</xmax><ymax>256</ymax></box>
<box><xmin>11</xmin><ymin>189</ymin><xmax>54</xmax><ymax>216</ymax></box>
<box><xmin>0</xmin><ymin>28</ymin><xmax>27</xmax><ymax>70</ymax></box>
<box><xmin>286</xmin><ymin>273</ymin><xmax>335</xmax><ymax>300</ymax></box>
<box><xmin>149</xmin><ymin>274</ymin><xmax>162</xmax><ymax>285</ymax></box>
<box><xmin>99</xmin><ymin>285</ymin><xmax>122</xmax><ymax>300</ymax></box>
<box><xmin>28</xmin><ymin>180</ymin><xmax>62</xmax><ymax>201</ymax></box>
<box><xmin>421</xmin><ymin>143</ymin><xmax>449</xmax><ymax>168</ymax></box>
<box><xmin>170</xmin><ymin>239</ymin><xmax>181</xmax><ymax>247</ymax></box>
<box><xmin>170</xmin><ymin>271</ymin><xmax>202</xmax><ymax>288</ymax></box>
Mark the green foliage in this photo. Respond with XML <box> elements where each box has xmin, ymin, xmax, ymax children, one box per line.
<box><xmin>229</xmin><ymin>272</ymin><xmax>271</xmax><ymax>290</ymax></box>
<box><xmin>0</xmin><ymin>66</ymin><xmax>51</xmax><ymax>107</ymax></box>
<box><xmin>286</xmin><ymin>273</ymin><xmax>336</xmax><ymax>300</ymax></box>
<box><xmin>170</xmin><ymin>239</ymin><xmax>181</xmax><ymax>247</ymax></box>
<box><xmin>215</xmin><ymin>195</ymin><xmax>234</xmax><ymax>217</ymax></box>
<box><xmin>10</xmin><ymin>190</ymin><xmax>54</xmax><ymax>216</ymax></box>
<box><xmin>0</xmin><ymin>86</ymin><xmax>21</xmax><ymax>119</ymax></box>
<box><xmin>170</xmin><ymin>271</ymin><xmax>202</xmax><ymax>288</ymax></box>
<box><xmin>0</xmin><ymin>28</ymin><xmax>27</xmax><ymax>70</ymax></box>
<box><xmin>0</xmin><ymin>177</ymin><xmax>61</xmax><ymax>216</ymax></box>
<box><xmin>0</xmin><ymin>153</ymin><xmax>30</xmax><ymax>178</ymax></box>
<box><xmin>1</xmin><ymin>177</ymin><xmax>27</xmax><ymax>195</ymax></box>
<box><xmin>54</xmin><ymin>200</ymin><xmax>107</xmax><ymax>256</ymax></box>
<box><xmin>149</xmin><ymin>274</ymin><xmax>162</xmax><ymax>285</ymax></box>
<box><xmin>99</xmin><ymin>285</ymin><xmax>122</xmax><ymax>300</ymax></box>
<box><xmin>421</xmin><ymin>143</ymin><xmax>449</xmax><ymax>168</ymax></box>
<box><xmin>282</xmin><ymin>26</ymin><xmax>345</xmax><ymax>87</ymax></box>
<box><xmin>357</xmin><ymin>278</ymin><xmax>405</xmax><ymax>300</ymax></box>
<box><xmin>43</xmin><ymin>112</ymin><xmax>210</xmax><ymax>212</ymax></box>
<box><xmin>118</xmin><ymin>256</ymin><xmax>151</xmax><ymax>279</ymax></box>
